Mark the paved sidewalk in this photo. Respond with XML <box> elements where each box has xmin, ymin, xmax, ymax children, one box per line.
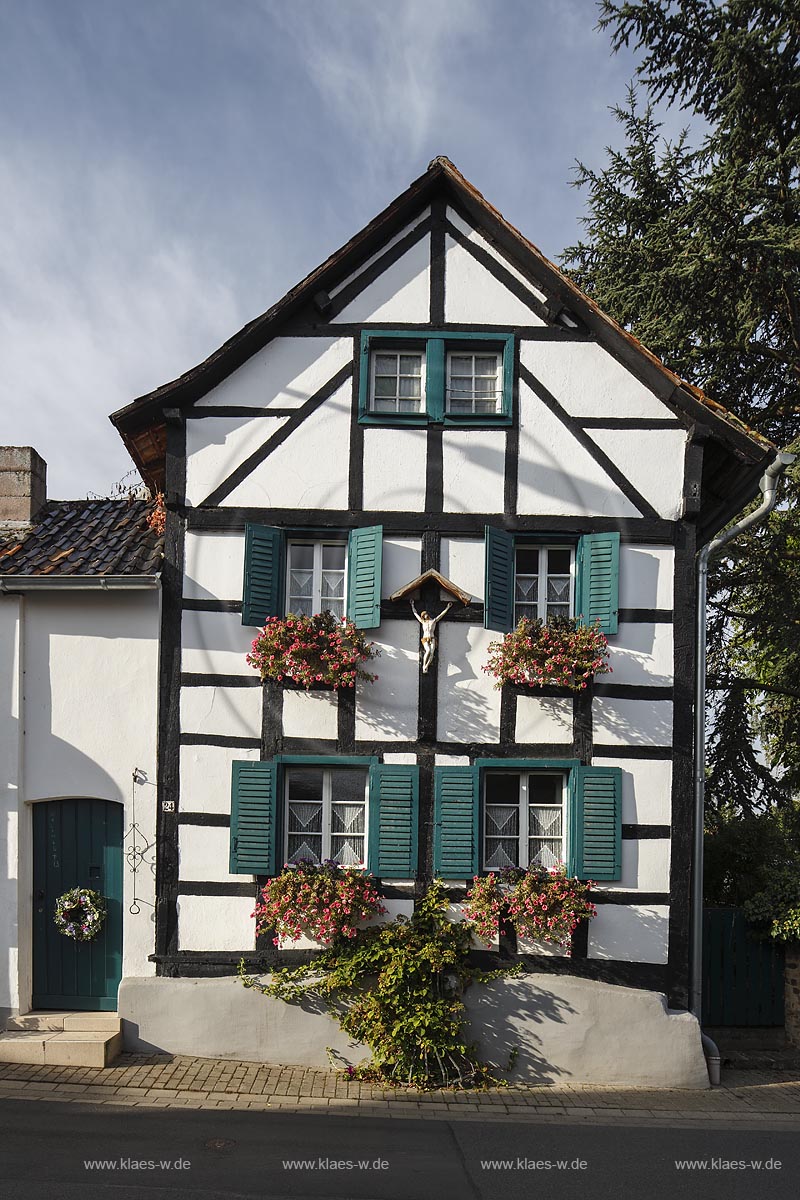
<box><xmin>2</xmin><ymin>1054</ymin><xmax>800</xmax><ymax>1127</ymax></box>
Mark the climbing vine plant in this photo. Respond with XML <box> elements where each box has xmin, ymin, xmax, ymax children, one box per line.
<box><xmin>240</xmin><ymin>880</ymin><xmax>515</xmax><ymax>1089</ymax></box>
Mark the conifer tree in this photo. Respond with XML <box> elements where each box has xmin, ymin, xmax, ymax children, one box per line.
<box><xmin>562</xmin><ymin>1</ymin><xmax>800</xmax><ymax>811</ymax></box>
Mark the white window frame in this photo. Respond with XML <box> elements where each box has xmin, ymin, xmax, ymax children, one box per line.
<box><xmin>482</xmin><ymin>771</ymin><xmax>568</xmax><ymax>871</ymax></box>
<box><xmin>369</xmin><ymin>347</ymin><xmax>426</xmax><ymax>414</ymax></box>
<box><xmin>284</xmin><ymin>766</ymin><xmax>369</xmax><ymax>867</ymax></box>
<box><xmin>286</xmin><ymin>539</ymin><xmax>347</xmax><ymax>618</ymax></box>
<box><xmin>445</xmin><ymin>349</ymin><xmax>502</xmax><ymax>415</ymax></box>
<box><xmin>514</xmin><ymin>544</ymin><xmax>575</xmax><ymax>624</ymax></box>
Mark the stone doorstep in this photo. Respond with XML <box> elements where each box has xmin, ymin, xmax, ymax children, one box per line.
<box><xmin>0</xmin><ymin>1030</ymin><xmax>122</xmax><ymax>1069</ymax></box>
<box><xmin>6</xmin><ymin>1012</ymin><xmax>121</xmax><ymax>1034</ymax></box>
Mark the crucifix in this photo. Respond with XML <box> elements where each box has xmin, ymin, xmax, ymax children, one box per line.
<box><xmin>388</xmin><ymin>568</ymin><xmax>472</xmax><ymax>676</ymax></box>
<box><xmin>411</xmin><ymin>599</ymin><xmax>453</xmax><ymax>674</ymax></box>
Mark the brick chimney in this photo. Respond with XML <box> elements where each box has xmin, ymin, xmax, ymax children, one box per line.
<box><xmin>0</xmin><ymin>447</ymin><xmax>47</xmax><ymax>525</ymax></box>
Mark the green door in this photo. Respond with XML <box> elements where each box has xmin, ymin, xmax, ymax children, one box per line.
<box><xmin>33</xmin><ymin>799</ymin><xmax>123</xmax><ymax>1011</ymax></box>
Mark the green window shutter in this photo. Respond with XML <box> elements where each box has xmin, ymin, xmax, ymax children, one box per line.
<box><xmin>347</xmin><ymin>525</ymin><xmax>383</xmax><ymax>629</ymax></box>
<box><xmin>484</xmin><ymin>525</ymin><xmax>515</xmax><ymax>632</ymax></box>
<box><xmin>570</xmin><ymin>766</ymin><xmax>621</xmax><ymax>882</ymax></box>
<box><xmin>229</xmin><ymin>761</ymin><xmax>278</xmax><ymax>875</ymax></box>
<box><xmin>576</xmin><ymin>532</ymin><xmax>620</xmax><ymax>634</ymax></box>
<box><xmin>369</xmin><ymin>764</ymin><xmax>419</xmax><ymax>879</ymax></box>
<box><xmin>426</xmin><ymin>337</ymin><xmax>445</xmax><ymax>422</ymax></box>
<box><xmin>433</xmin><ymin>766</ymin><xmax>479</xmax><ymax>879</ymax></box>
<box><xmin>242</xmin><ymin>524</ymin><xmax>284</xmax><ymax>627</ymax></box>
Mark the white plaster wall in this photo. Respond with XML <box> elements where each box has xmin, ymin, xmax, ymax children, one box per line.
<box><xmin>180</xmin><ymin>685</ymin><xmax>261</xmax><ymax>740</ymax></box>
<box><xmin>447</xmin><ymin>209</ymin><xmax>548</xmax><ymax>303</ymax></box>
<box><xmin>0</xmin><ymin>598</ymin><xmax>22</xmax><ymax>1014</ymax></box>
<box><xmin>335</xmin><ymin>235</ymin><xmax>430</xmax><ymax>323</ymax></box>
<box><xmin>521</xmin><ymin>340</ymin><xmax>673</xmax><ymax>420</ymax></box>
<box><xmin>592</xmin><ymin>429</ymin><xmax>686</xmax><ymax>520</ymax></box>
<box><xmin>593</xmin><ymin>698</ymin><xmax>673</xmax><ymax>748</ymax></box>
<box><xmin>362</xmin><ymin>426</ymin><xmax>427</xmax><ymax>512</ymax></box>
<box><xmin>179</xmin><ymin>825</ymin><xmax>240</xmax><ymax>884</ymax></box>
<box><xmin>517</xmin><ymin>379</ymin><xmax>639</xmax><ymax>518</ymax></box>
<box><xmin>437</xmin><ymin>625</ymin><xmax>501</xmax><ymax>743</ymax></box>
<box><xmin>619</xmin><ymin>544</ymin><xmax>674</xmax><ymax>611</ymax></box>
<box><xmin>444</xmin><ymin>234</ymin><xmax>547</xmax><ymax>326</ymax></box>
<box><xmin>440</xmin><ymin>538</ymin><xmax>484</xmax><ymax>603</ymax></box>
<box><xmin>442</xmin><ymin>429</ymin><xmax>505</xmax><ymax>513</ymax></box>
<box><xmin>587</xmin><ymin>905</ymin><xmax>670</xmax><ymax>965</ymax></box>
<box><xmin>517</xmin><ymin>936</ymin><xmax>569</xmax><ymax>957</ymax></box>
<box><xmin>515</xmin><ymin>694</ymin><xmax>573</xmax><ymax>744</ymax></box>
<box><xmin>279</xmin><ymin>899</ymin><xmax>415</xmax><ymax>950</ymax></box>
<box><xmin>180</xmin><ymin>744</ymin><xmax>260</xmax><ymax>815</ymax></box>
<box><xmin>609</xmin><ymin>623</ymin><xmax>673</xmax><ymax>687</ymax></box>
<box><xmin>177</xmin><ymin>895</ymin><xmax>255</xmax><ymax>952</ymax></box>
<box><xmin>601</xmin><ymin>757</ymin><xmax>672</xmax><ymax>826</ymax></box>
<box><xmin>329</xmin><ymin>211</ymin><xmax>431</xmax><ymax>297</ymax></box>
<box><xmin>611</xmin><ymin>839</ymin><xmax>671</xmax><ymax>893</ymax></box>
<box><xmin>282</xmin><ymin>689</ymin><xmax>338</xmax><ymax>740</ymax></box>
<box><xmin>355</xmin><ymin>621</ymin><xmax>418</xmax><ymax>742</ymax></box>
<box><xmin>182</xmin><ymin>609</ymin><xmax>255</xmax><ymax>677</ymax></box>
<box><xmin>183</xmin><ymin>531</ymin><xmax>245</xmax><ymax>602</ymax></box>
<box><xmin>20</xmin><ymin>592</ymin><xmax>159</xmax><ymax>983</ymax></box>
<box><xmin>194</xmin><ymin>336</ymin><xmax>351</xmax><ymax>409</ymax></box>
<box><xmin>223</xmin><ymin>381</ymin><xmax>352</xmax><ymax>509</ymax></box>
<box><xmin>186</xmin><ymin>415</ymin><xmax>290</xmax><ymax>506</ymax></box>
<box><xmin>381</xmin><ymin>538</ymin><xmax>421</xmax><ymax>598</ymax></box>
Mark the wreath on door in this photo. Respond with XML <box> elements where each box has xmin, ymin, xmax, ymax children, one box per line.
<box><xmin>53</xmin><ymin>888</ymin><xmax>107</xmax><ymax>942</ymax></box>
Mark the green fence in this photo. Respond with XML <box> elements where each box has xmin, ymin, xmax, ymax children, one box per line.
<box><xmin>702</xmin><ymin>907</ymin><xmax>785</xmax><ymax>1027</ymax></box>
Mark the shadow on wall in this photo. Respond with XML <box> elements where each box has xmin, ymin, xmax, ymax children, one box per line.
<box><xmin>465</xmin><ymin>975</ymin><xmax>577</xmax><ymax>1085</ymax></box>
<box><xmin>593</xmin><ymin>695</ymin><xmax>673</xmax><ymax>747</ymax></box>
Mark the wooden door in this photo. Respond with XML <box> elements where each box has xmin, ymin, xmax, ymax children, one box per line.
<box><xmin>32</xmin><ymin>799</ymin><xmax>123</xmax><ymax>1011</ymax></box>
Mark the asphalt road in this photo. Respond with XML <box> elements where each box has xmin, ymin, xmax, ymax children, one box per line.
<box><xmin>1</xmin><ymin>1099</ymin><xmax>799</xmax><ymax>1200</ymax></box>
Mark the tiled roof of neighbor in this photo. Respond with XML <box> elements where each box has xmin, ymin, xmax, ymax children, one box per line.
<box><xmin>0</xmin><ymin>499</ymin><xmax>163</xmax><ymax>577</ymax></box>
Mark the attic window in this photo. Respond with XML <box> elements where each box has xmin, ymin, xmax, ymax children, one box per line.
<box><xmin>359</xmin><ymin>330</ymin><xmax>514</xmax><ymax>426</ymax></box>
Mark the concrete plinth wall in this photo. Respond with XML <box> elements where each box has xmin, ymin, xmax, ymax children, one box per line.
<box><xmin>119</xmin><ymin>974</ymin><xmax>709</xmax><ymax>1088</ymax></box>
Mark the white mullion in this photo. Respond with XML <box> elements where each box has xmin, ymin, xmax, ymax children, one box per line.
<box><xmin>519</xmin><ymin>774</ymin><xmax>528</xmax><ymax>869</ymax></box>
<box><xmin>538</xmin><ymin>546</ymin><xmax>547</xmax><ymax>623</ymax></box>
<box><xmin>321</xmin><ymin>769</ymin><xmax>332</xmax><ymax>861</ymax></box>
<box><xmin>313</xmin><ymin>543</ymin><xmax>323</xmax><ymax>614</ymax></box>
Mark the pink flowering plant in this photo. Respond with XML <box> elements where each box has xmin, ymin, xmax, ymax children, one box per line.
<box><xmin>246</xmin><ymin>610</ymin><xmax>379</xmax><ymax>689</ymax></box>
<box><xmin>253</xmin><ymin>860</ymin><xmax>387</xmax><ymax>945</ymax></box>
<box><xmin>483</xmin><ymin>615</ymin><xmax>611</xmax><ymax>691</ymax></box>
<box><xmin>464</xmin><ymin>866</ymin><xmax>596</xmax><ymax>948</ymax></box>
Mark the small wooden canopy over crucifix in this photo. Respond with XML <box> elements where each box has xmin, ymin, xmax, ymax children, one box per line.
<box><xmin>390</xmin><ymin>570</ymin><xmax>471</xmax><ymax>674</ymax></box>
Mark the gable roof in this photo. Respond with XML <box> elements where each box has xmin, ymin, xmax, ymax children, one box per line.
<box><xmin>0</xmin><ymin>499</ymin><xmax>163</xmax><ymax>581</ymax></box>
<box><xmin>110</xmin><ymin>157</ymin><xmax>776</xmax><ymax>535</ymax></box>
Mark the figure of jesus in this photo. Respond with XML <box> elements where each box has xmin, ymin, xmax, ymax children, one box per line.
<box><xmin>411</xmin><ymin>599</ymin><xmax>453</xmax><ymax>674</ymax></box>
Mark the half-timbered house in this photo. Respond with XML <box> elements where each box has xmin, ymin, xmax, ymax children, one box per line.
<box><xmin>1</xmin><ymin>158</ymin><xmax>777</xmax><ymax>1084</ymax></box>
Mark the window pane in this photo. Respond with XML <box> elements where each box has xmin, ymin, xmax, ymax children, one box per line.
<box><xmin>450</xmin><ymin>355</ymin><xmax>471</xmax><ymax>374</ymax></box>
<box><xmin>288</xmin><ymin>769</ymin><xmax>324</xmax><ymax>802</ymax></box>
<box><xmin>528</xmin><ymin>775</ymin><xmax>561</xmax><ymax>805</ymax></box>
<box><xmin>528</xmin><ymin>839</ymin><xmax>563</xmax><ymax>868</ymax></box>
<box><xmin>485</xmin><ymin>773</ymin><xmax>520</xmax><ymax>805</ymax></box>
<box><xmin>529</xmin><ymin>806</ymin><xmax>562</xmax><ymax>839</ymax></box>
<box><xmin>516</xmin><ymin>547</ymin><xmax>539</xmax><ymax>575</ymax></box>
<box><xmin>373</xmin><ymin>375</ymin><xmax>396</xmax><ymax>398</ymax></box>
<box><xmin>475</xmin><ymin>356</ymin><xmax>497</xmax><ymax>375</ymax></box>
<box><xmin>330</xmin><ymin>769</ymin><xmax>368</xmax><ymax>803</ymax></box>
<box><xmin>515</xmin><ymin>576</ymin><xmax>538</xmax><ymax>602</ymax></box>
<box><xmin>321</xmin><ymin>571</ymin><xmax>344</xmax><ymax>599</ymax></box>
<box><xmin>398</xmin><ymin>398</ymin><xmax>422</xmax><ymax>413</ymax></box>
<box><xmin>399</xmin><ymin>376</ymin><xmax>421</xmax><ymax>398</ymax></box>
<box><xmin>548</xmin><ymin>548</ymin><xmax>571</xmax><ymax>574</ymax></box>
<box><xmin>485</xmin><ymin>839</ymin><xmax>519</xmax><ymax>869</ymax></box>
<box><xmin>289</xmin><ymin>570</ymin><xmax>313</xmax><ymax>596</ymax></box>
<box><xmin>287</xmin><ymin>791</ymin><xmax>323</xmax><ymax>865</ymax></box>
<box><xmin>547</xmin><ymin>577</ymin><xmax>570</xmax><ymax>603</ymax></box>
<box><xmin>322</xmin><ymin>544</ymin><xmax>346</xmax><ymax>571</ymax></box>
<box><xmin>330</xmin><ymin>835</ymin><xmax>365</xmax><ymax>866</ymax></box>
<box><xmin>486</xmin><ymin>804</ymin><xmax>519</xmax><ymax>838</ymax></box>
<box><xmin>399</xmin><ymin>354</ymin><xmax>422</xmax><ymax>375</ymax></box>
<box><xmin>289</xmin><ymin>544</ymin><xmax>314</xmax><ymax>570</ymax></box>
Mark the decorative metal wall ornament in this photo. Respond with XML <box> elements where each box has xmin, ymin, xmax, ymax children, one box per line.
<box><xmin>125</xmin><ymin>766</ymin><xmax>156</xmax><ymax>915</ymax></box>
<box><xmin>389</xmin><ymin>570</ymin><xmax>471</xmax><ymax>675</ymax></box>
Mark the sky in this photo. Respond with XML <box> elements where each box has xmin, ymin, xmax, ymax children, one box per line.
<box><xmin>0</xmin><ymin>0</ymin><xmax>692</xmax><ymax>500</ymax></box>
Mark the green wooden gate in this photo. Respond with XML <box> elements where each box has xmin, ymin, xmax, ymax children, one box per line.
<box><xmin>33</xmin><ymin>798</ymin><xmax>124</xmax><ymax>1011</ymax></box>
<box><xmin>702</xmin><ymin>906</ymin><xmax>784</xmax><ymax>1026</ymax></box>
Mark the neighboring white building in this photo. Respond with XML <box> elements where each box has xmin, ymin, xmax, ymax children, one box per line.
<box><xmin>1</xmin><ymin>159</ymin><xmax>777</xmax><ymax>1084</ymax></box>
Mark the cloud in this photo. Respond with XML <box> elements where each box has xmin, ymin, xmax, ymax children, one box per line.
<box><xmin>0</xmin><ymin>147</ymin><xmax>244</xmax><ymax>498</ymax></box>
